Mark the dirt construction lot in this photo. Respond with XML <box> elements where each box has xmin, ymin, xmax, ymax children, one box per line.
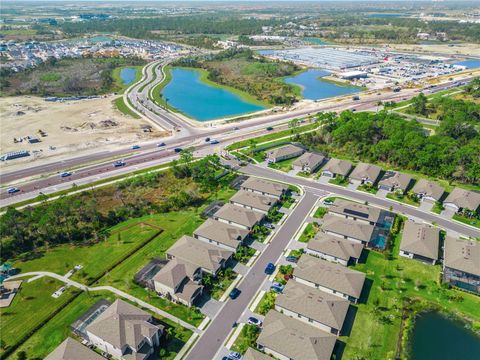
<box><xmin>0</xmin><ymin>95</ymin><xmax>167</xmax><ymax>174</ymax></box>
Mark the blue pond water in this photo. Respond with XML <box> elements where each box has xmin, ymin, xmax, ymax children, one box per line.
<box><xmin>284</xmin><ymin>69</ymin><xmax>361</xmax><ymax>100</ymax></box>
<box><xmin>454</xmin><ymin>59</ymin><xmax>480</xmax><ymax>69</ymax></box>
<box><xmin>120</xmin><ymin>67</ymin><xmax>137</xmax><ymax>85</ymax></box>
<box><xmin>161</xmin><ymin>68</ymin><xmax>265</xmax><ymax>121</ymax></box>
<box><xmin>412</xmin><ymin>312</ymin><xmax>480</xmax><ymax>360</ymax></box>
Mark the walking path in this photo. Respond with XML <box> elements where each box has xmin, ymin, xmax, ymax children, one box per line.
<box><xmin>8</xmin><ymin>271</ymin><xmax>200</xmax><ymax>333</ymax></box>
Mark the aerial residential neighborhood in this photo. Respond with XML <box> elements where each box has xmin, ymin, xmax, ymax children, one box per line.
<box><xmin>1</xmin><ymin>1</ymin><xmax>480</xmax><ymax>360</ymax></box>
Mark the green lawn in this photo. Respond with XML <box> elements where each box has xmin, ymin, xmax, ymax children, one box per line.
<box><xmin>39</xmin><ymin>72</ymin><xmax>61</xmax><ymax>82</ymax></box>
<box><xmin>328</xmin><ymin>176</ymin><xmax>349</xmax><ymax>187</ymax></box>
<box><xmin>431</xmin><ymin>201</ymin><xmax>445</xmax><ymax>214</ymax></box>
<box><xmin>209</xmin><ymin>270</ymin><xmax>238</xmax><ymax>300</ymax></box>
<box><xmin>0</xmin><ymin>277</ymin><xmax>80</xmax><ymax>357</ymax></box>
<box><xmin>453</xmin><ymin>213</ymin><xmax>480</xmax><ymax>229</ymax></box>
<box><xmin>254</xmin><ymin>291</ymin><xmax>277</xmax><ymax>316</ymax></box>
<box><xmin>231</xmin><ymin>324</ymin><xmax>261</xmax><ymax>354</ymax></box>
<box><xmin>268</xmin><ymin>156</ymin><xmax>299</xmax><ymax>172</ymax></box>
<box><xmin>386</xmin><ymin>192</ymin><xmax>420</xmax><ymax>207</ymax></box>
<box><xmin>341</xmin><ymin>231</ymin><xmax>480</xmax><ymax>359</ymax></box>
<box><xmin>113</xmin><ymin>96</ymin><xmax>141</xmax><ymax>119</ymax></box>
<box><xmin>357</xmin><ymin>184</ymin><xmax>378</xmax><ymax>194</ymax></box>
<box><xmin>313</xmin><ymin>206</ymin><xmax>328</xmax><ymax>219</ymax></box>
<box><xmin>298</xmin><ymin>222</ymin><xmax>319</xmax><ymax>243</ymax></box>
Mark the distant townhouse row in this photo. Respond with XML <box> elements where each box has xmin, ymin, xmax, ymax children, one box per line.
<box><xmin>151</xmin><ymin>177</ymin><xmax>289</xmax><ymax>307</ymax></box>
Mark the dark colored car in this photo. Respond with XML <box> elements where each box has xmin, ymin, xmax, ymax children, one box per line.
<box><xmin>114</xmin><ymin>160</ymin><xmax>125</xmax><ymax>167</ymax></box>
<box><xmin>131</xmin><ymin>145</ymin><xmax>141</xmax><ymax>149</ymax></box>
<box><xmin>229</xmin><ymin>288</ymin><xmax>241</xmax><ymax>300</ymax></box>
<box><xmin>174</xmin><ymin>148</ymin><xmax>182</xmax><ymax>153</ymax></box>
<box><xmin>264</xmin><ymin>262</ymin><xmax>275</xmax><ymax>275</ymax></box>
<box><xmin>7</xmin><ymin>187</ymin><xmax>19</xmax><ymax>194</ymax></box>
<box><xmin>286</xmin><ymin>256</ymin><xmax>298</xmax><ymax>263</ymax></box>
<box><xmin>157</xmin><ymin>142</ymin><xmax>166</xmax><ymax>147</ymax></box>
<box><xmin>266</xmin><ymin>126</ymin><xmax>274</xmax><ymax>131</ymax></box>
<box><xmin>205</xmin><ymin>137</ymin><xmax>211</xmax><ymax>142</ymax></box>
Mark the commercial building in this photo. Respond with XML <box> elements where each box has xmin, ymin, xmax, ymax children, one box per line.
<box><xmin>266</xmin><ymin>144</ymin><xmax>304</xmax><ymax>163</ymax></box>
<box><xmin>292</xmin><ymin>152</ymin><xmax>326</xmax><ymax>173</ymax></box>
<box><xmin>240</xmin><ymin>177</ymin><xmax>288</xmax><ymax>199</ymax></box>
<box><xmin>214</xmin><ymin>203</ymin><xmax>264</xmax><ymax>230</ymax></box>
<box><xmin>306</xmin><ymin>232</ymin><xmax>364</xmax><ymax>266</ymax></box>
<box><xmin>443</xmin><ymin>237</ymin><xmax>480</xmax><ymax>294</ymax></box>
<box><xmin>229</xmin><ymin>190</ymin><xmax>278</xmax><ymax>214</ymax></box>
<box><xmin>293</xmin><ymin>254</ymin><xmax>365</xmax><ymax>303</ymax></box>
<box><xmin>275</xmin><ymin>281</ymin><xmax>349</xmax><ymax>335</ymax></box>
<box><xmin>257</xmin><ymin>310</ymin><xmax>337</xmax><ymax>360</ymax></box>
<box><xmin>193</xmin><ymin>218</ymin><xmax>249</xmax><ymax>251</ymax></box>
<box><xmin>399</xmin><ymin>221</ymin><xmax>440</xmax><ymax>265</ymax></box>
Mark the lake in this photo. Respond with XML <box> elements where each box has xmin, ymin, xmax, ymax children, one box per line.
<box><xmin>161</xmin><ymin>67</ymin><xmax>266</xmax><ymax>121</ymax></box>
<box><xmin>284</xmin><ymin>69</ymin><xmax>361</xmax><ymax>100</ymax></box>
<box><xmin>411</xmin><ymin>312</ymin><xmax>480</xmax><ymax>360</ymax></box>
<box><xmin>120</xmin><ymin>67</ymin><xmax>137</xmax><ymax>85</ymax></box>
<box><xmin>454</xmin><ymin>59</ymin><xmax>480</xmax><ymax>69</ymax></box>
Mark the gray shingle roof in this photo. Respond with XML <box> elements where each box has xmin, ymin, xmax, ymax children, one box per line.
<box><xmin>153</xmin><ymin>258</ymin><xmax>199</xmax><ymax>289</ymax></box>
<box><xmin>412</xmin><ymin>179</ymin><xmax>444</xmax><ymax>201</ymax></box>
<box><xmin>329</xmin><ymin>199</ymin><xmax>382</xmax><ymax>224</ymax></box>
<box><xmin>45</xmin><ymin>338</ymin><xmax>104</xmax><ymax>360</ymax></box>
<box><xmin>294</xmin><ymin>254</ymin><xmax>366</xmax><ymax>299</ymax></box>
<box><xmin>243</xmin><ymin>348</ymin><xmax>273</xmax><ymax>360</ymax></box>
<box><xmin>257</xmin><ymin>310</ymin><xmax>336</xmax><ymax>360</ymax></box>
<box><xmin>214</xmin><ymin>203</ymin><xmax>264</xmax><ymax>228</ymax></box>
<box><xmin>322</xmin><ymin>158</ymin><xmax>353</xmax><ymax>176</ymax></box>
<box><xmin>444</xmin><ymin>188</ymin><xmax>480</xmax><ymax>211</ymax></box>
<box><xmin>292</xmin><ymin>152</ymin><xmax>325</xmax><ymax>169</ymax></box>
<box><xmin>230</xmin><ymin>190</ymin><xmax>277</xmax><ymax>212</ymax></box>
<box><xmin>275</xmin><ymin>281</ymin><xmax>349</xmax><ymax>330</ymax></box>
<box><xmin>167</xmin><ymin>235</ymin><xmax>233</xmax><ymax>274</ymax></box>
<box><xmin>349</xmin><ymin>162</ymin><xmax>382</xmax><ymax>183</ymax></box>
<box><xmin>400</xmin><ymin>221</ymin><xmax>440</xmax><ymax>260</ymax></box>
<box><xmin>267</xmin><ymin>144</ymin><xmax>304</xmax><ymax>160</ymax></box>
<box><xmin>85</xmin><ymin>299</ymin><xmax>160</xmax><ymax>351</ymax></box>
<box><xmin>322</xmin><ymin>214</ymin><xmax>375</xmax><ymax>243</ymax></box>
<box><xmin>307</xmin><ymin>232</ymin><xmax>364</xmax><ymax>262</ymax></box>
<box><xmin>378</xmin><ymin>171</ymin><xmax>413</xmax><ymax>190</ymax></box>
<box><xmin>194</xmin><ymin>218</ymin><xmax>249</xmax><ymax>249</ymax></box>
<box><xmin>444</xmin><ymin>237</ymin><xmax>480</xmax><ymax>276</ymax></box>
<box><xmin>241</xmin><ymin>177</ymin><xmax>288</xmax><ymax>197</ymax></box>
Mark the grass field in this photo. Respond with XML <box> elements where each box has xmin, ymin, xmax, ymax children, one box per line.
<box><xmin>268</xmin><ymin>156</ymin><xmax>299</xmax><ymax>172</ymax></box>
<box><xmin>386</xmin><ymin>192</ymin><xmax>420</xmax><ymax>207</ymax></box>
<box><xmin>298</xmin><ymin>222</ymin><xmax>319</xmax><ymax>243</ymax></box>
<box><xmin>113</xmin><ymin>96</ymin><xmax>141</xmax><ymax>119</ymax></box>
<box><xmin>453</xmin><ymin>213</ymin><xmax>480</xmax><ymax>229</ymax></box>
<box><xmin>39</xmin><ymin>72</ymin><xmax>61</xmax><ymax>82</ymax></box>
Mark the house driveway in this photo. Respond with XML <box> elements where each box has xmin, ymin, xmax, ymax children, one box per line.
<box><xmin>197</xmin><ymin>295</ymin><xmax>223</xmax><ymax>318</ymax></box>
<box><xmin>249</xmin><ymin>241</ymin><xmax>266</xmax><ymax>252</ymax></box>
<box><xmin>376</xmin><ymin>189</ymin><xmax>390</xmax><ymax>198</ymax></box>
<box><xmin>440</xmin><ymin>207</ymin><xmax>456</xmax><ymax>219</ymax></box>
<box><xmin>419</xmin><ymin>200</ymin><xmax>434</xmax><ymax>212</ymax></box>
<box><xmin>318</xmin><ymin>175</ymin><xmax>330</xmax><ymax>184</ymax></box>
<box><xmin>232</xmin><ymin>262</ymin><xmax>249</xmax><ymax>276</ymax></box>
<box><xmin>347</xmin><ymin>182</ymin><xmax>358</xmax><ymax>190</ymax></box>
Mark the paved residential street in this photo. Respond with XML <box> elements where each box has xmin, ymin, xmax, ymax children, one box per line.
<box><xmin>185</xmin><ymin>192</ymin><xmax>320</xmax><ymax>360</ymax></box>
<box><xmin>242</xmin><ymin>164</ymin><xmax>480</xmax><ymax>239</ymax></box>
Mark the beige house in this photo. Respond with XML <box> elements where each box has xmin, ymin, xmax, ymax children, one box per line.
<box><xmin>443</xmin><ymin>188</ymin><xmax>480</xmax><ymax>213</ymax></box>
<box><xmin>292</xmin><ymin>152</ymin><xmax>326</xmax><ymax>173</ymax></box>
<box><xmin>399</xmin><ymin>221</ymin><xmax>440</xmax><ymax>265</ymax></box>
<box><xmin>214</xmin><ymin>203</ymin><xmax>264</xmax><ymax>230</ymax></box>
<box><xmin>293</xmin><ymin>254</ymin><xmax>366</xmax><ymax>303</ymax></box>
<box><xmin>193</xmin><ymin>218</ymin><xmax>249</xmax><ymax>251</ymax></box>
<box><xmin>257</xmin><ymin>310</ymin><xmax>337</xmax><ymax>360</ymax></box>
<box><xmin>321</xmin><ymin>158</ymin><xmax>353</xmax><ymax>178</ymax></box>
<box><xmin>275</xmin><ymin>280</ymin><xmax>349</xmax><ymax>335</ymax></box>
<box><xmin>230</xmin><ymin>190</ymin><xmax>278</xmax><ymax>214</ymax></box>
<box><xmin>306</xmin><ymin>232</ymin><xmax>364</xmax><ymax>266</ymax></box>
<box><xmin>349</xmin><ymin>162</ymin><xmax>382</xmax><ymax>185</ymax></box>
<box><xmin>46</xmin><ymin>337</ymin><xmax>104</xmax><ymax>360</ymax></box>
<box><xmin>85</xmin><ymin>299</ymin><xmax>163</xmax><ymax>360</ymax></box>
<box><xmin>443</xmin><ymin>237</ymin><xmax>480</xmax><ymax>294</ymax></box>
<box><xmin>153</xmin><ymin>259</ymin><xmax>203</xmax><ymax>307</ymax></box>
<box><xmin>328</xmin><ymin>199</ymin><xmax>384</xmax><ymax>226</ymax></box>
<box><xmin>166</xmin><ymin>235</ymin><xmax>233</xmax><ymax>275</ymax></box>
<box><xmin>321</xmin><ymin>214</ymin><xmax>376</xmax><ymax>246</ymax></box>
<box><xmin>378</xmin><ymin>171</ymin><xmax>413</xmax><ymax>193</ymax></box>
<box><xmin>266</xmin><ymin>144</ymin><xmax>304</xmax><ymax>163</ymax></box>
<box><xmin>241</xmin><ymin>177</ymin><xmax>288</xmax><ymax>199</ymax></box>
<box><xmin>412</xmin><ymin>179</ymin><xmax>444</xmax><ymax>203</ymax></box>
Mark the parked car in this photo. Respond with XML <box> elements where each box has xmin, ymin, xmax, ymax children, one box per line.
<box><xmin>174</xmin><ymin>147</ymin><xmax>183</xmax><ymax>153</ymax></box>
<box><xmin>323</xmin><ymin>199</ymin><xmax>334</xmax><ymax>205</ymax></box>
<box><xmin>264</xmin><ymin>223</ymin><xmax>275</xmax><ymax>230</ymax></box>
<box><xmin>264</xmin><ymin>262</ymin><xmax>275</xmax><ymax>275</ymax></box>
<box><xmin>285</xmin><ymin>256</ymin><xmax>298</xmax><ymax>263</ymax></box>
<box><xmin>270</xmin><ymin>285</ymin><xmax>284</xmax><ymax>293</ymax></box>
<box><xmin>205</xmin><ymin>137</ymin><xmax>211</xmax><ymax>142</ymax></box>
<box><xmin>272</xmin><ymin>282</ymin><xmax>284</xmax><ymax>289</ymax></box>
<box><xmin>247</xmin><ymin>317</ymin><xmax>262</xmax><ymax>327</ymax></box>
<box><xmin>157</xmin><ymin>142</ymin><xmax>166</xmax><ymax>147</ymax></box>
<box><xmin>210</xmin><ymin>139</ymin><xmax>220</xmax><ymax>145</ymax></box>
<box><xmin>114</xmin><ymin>160</ymin><xmax>125</xmax><ymax>167</ymax></box>
<box><xmin>229</xmin><ymin>288</ymin><xmax>241</xmax><ymax>300</ymax></box>
<box><xmin>228</xmin><ymin>351</ymin><xmax>242</xmax><ymax>360</ymax></box>
<box><xmin>7</xmin><ymin>187</ymin><xmax>19</xmax><ymax>194</ymax></box>
<box><xmin>131</xmin><ymin>145</ymin><xmax>141</xmax><ymax>149</ymax></box>
<box><xmin>233</xmin><ymin>127</ymin><xmax>240</xmax><ymax>130</ymax></box>
<box><xmin>60</xmin><ymin>172</ymin><xmax>72</xmax><ymax>178</ymax></box>
<box><xmin>266</xmin><ymin>126</ymin><xmax>274</xmax><ymax>131</ymax></box>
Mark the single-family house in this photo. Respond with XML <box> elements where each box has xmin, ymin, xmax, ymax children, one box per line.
<box><xmin>166</xmin><ymin>235</ymin><xmax>233</xmax><ymax>275</ymax></box>
<box><xmin>443</xmin><ymin>188</ymin><xmax>480</xmax><ymax>213</ymax></box>
<box><xmin>214</xmin><ymin>203</ymin><xmax>264</xmax><ymax>230</ymax></box>
<box><xmin>85</xmin><ymin>299</ymin><xmax>163</xmax><ymax>360</ymax></box>
<box><xmin>256</xmin><ymin>310</ymin><xmax>337</xmax><ymax>360</ymax></box>
<box><xmin>328</xmin><ymin>199</ymin><xmax>386</xmax><ymax>226</ymax></box>
<box><xmin>193</xmin><ymin>218</ymin><xmax>249</xmax><ymax>252</ymax></box>
<box><xmin>412</xmin><ymin>179</ymin><xmax>444</xmax><ymax>203</ymax></box>
<box><xmin>321</xmin><ymin>214</ymin><xmax>376</xmax><ymax>246</ymax></box>
<box><xmin>306</xmin><ymin>232</ymin><xmax>364</xmax><ymax>266</ymax></box>
<box><xmin>292</xmin><ymin>152</ymin><xmax>326</xmax><ymax>173</ymax></box>
<box><xmin>230</xmin><ymin>190</ymin><xmax>277</xmax><ymax>214</ymax></box>
<box><xmin>275</xmin><ymin>280</ymin><xmax>349</xmax><ymax>335</ymax></box>
<box><xmin>266</xmin><ymin>144</ymin><xmax>304</xmax><ymax>163</ymax></box>
<box><xmin>349</xmin><ymin>162</ymin><xmax>382</xmax><ymax>186</ymax></box>
<box><xmin>240</xmin><ymin>177</ymin><xmax>288</xmax><ymax>199</ymax></box>
<box><xmin>293</xmin><ymin>254</ymin><xmax>366</xmax><ymax>303</ymax></box>
<box><xmin>443</xmin><ymin>237</ymin><xmax>480</xmax><ymax>294</ymax></box>
<box><xmin>244</xmin><ymin>348</ymin><xmax>273</xmax><ymax>360</ymax></box>
<box><xmin>46</xmin><ymin>337</ymin><xmax>104</xmax><ymax>360</ymax></box>
<box><xmin>378</xmin><ymin>171</ymin><xmax>413</xmax><ymax>193</ymax></box>
<box><xmin>153</xmin><ymin>259</ymin><xmax>203</xmax><ymax>307</ymax></box>
<box><xmin>321</xmin><ymin>158</ymin><xmax>353</xmax><ymax>178</ymax></box>
<box><xmin>399</xmin><ymin>221</ymin><xmax>440</xmax><ymax>265</ymax></box>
